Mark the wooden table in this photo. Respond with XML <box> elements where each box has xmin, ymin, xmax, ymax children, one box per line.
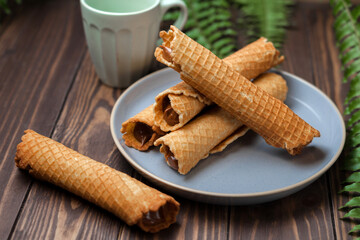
<box><xmin>0</xmin><ymin>0</ymin><xmax>352</xmax><ymax>239</ymax></box>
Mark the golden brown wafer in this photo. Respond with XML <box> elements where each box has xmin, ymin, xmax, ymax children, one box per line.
<box><xmin>155</xmin><ymin>26</ymin><xmax>320</xmax><ymax>155</ymax></box>
<box><xmin>121</xmin><ymin>105</ymin><xmax>165</xmax><ymax>151</ymax></box>
<box><xmin>15</xmin><ymin>130</ymin><xmax>179</xmax><ymax>232</ymax></box>
<box><xmin>155</xmin><ymin>73</ymin><xmax>288</xmax><ymax>174</ymax></box>
<box><xmin>154</xmin><ymin>81</ymin><xmax>210</xmax><ymax>132</ymax></box>
<box><xmin>154</xmin><ymin>37</ymin><xmax>284</xmax><ymax>132</ymax></box>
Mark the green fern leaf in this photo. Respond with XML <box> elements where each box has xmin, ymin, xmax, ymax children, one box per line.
<box><xmin>340</xmin><ymin>182</ymin><xmax>360</xmax><ymax>194</ymax></box>
<box><xmin>345</xmin><ymin>76</ymin><xmax>360</xmax><ymax>103</ymax></box>
<box><xmin>344</xmin><ymin>133</ymin><xmax>360</xmax><ymax>151</ymax></box>
<box><xmin>341</xmin><ymin>196</ymin><xmax>360</xmax><ymax>209</ymax></box>
<box><xmin>342</xmin><ymin>157</ymin><xmax>360</xmax><ymax>171</ymax></box>
<box><xmin>345</xmin><ymin>98</ymin><xmax>360</xmax><ymax>115</ymax></box>
<box><xmin>344</xmin><ymin>59</ymin><xmax>360</xmax><ymax>79</ymax></box>
<box><xmin>332</xmin><ymin>2</ymin><xmax>360</xmax><ymax>235</ymax></box>
<box><xmin>343</xmin><ymin>208</ymin><xmax>360</xmax><ymax>219</ymax></box>
<box><xmin>347</xmin><ymin>123</ymin><xmax>360</xmax><ymax>139</ymax></box>
<box><xmin>349</xmin><ymin>224</ymin><xmax>360</xmax><ymax>234</ymax></box>
<box><xmin>0</xmin><ymin>0</ymin><xmax>11</xmax><ymax>15</ymax></box>
<box><xmin>234</xmin><ymin>0</ymin><xmax>294</xmax><ymax>49</ymax></box>
<box><xmin>185</xmin><ymin>0</ymin><xmax>237</xmax><ymax>58</ymax></box>
<box><xmin>164</xmin><ymin>0</ymin><xmax>294</xmax><ymax>56</ymax></box>
<box><xmin>341</xmin><ymin>46</ymin><xmax>360</xmax><ymax>66</ymax></box>
<box><xmin>346</xmin><ymin>110</ymin><xmax>360</xmax><ymax>128</ymax></box>
<box><xmin>344</xmin><ymin>173</ymin><xmax>360</xmax><ymax>184</ymax></box>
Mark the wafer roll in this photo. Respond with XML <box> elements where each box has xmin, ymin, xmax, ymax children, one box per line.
<box><xmin>155</xmin><ymin>73</ymin><xmax>288</xmax><ymax>174</ymax></box>
<box><xmin>15</xmin><ymin>130</ymin><xmax>180</xmax><ymax>233</ymax></box>
<box><xmin>223</xmin><ymin>37</ymin><xmax>284</xmax><ymax>80</ymax></box>
<box><xmin>154</xmin><ymin>38</ymin><xmax>284</xmax><ymax>132</ymax></box>
<box><xmin>154</xmin><ymin>81</ymin><xmax>211</xmax><ymax>132</ymax></box>
<box><xmin>121</xmin><ymin>105</ymin><xmax>165</xmax><ymax>151</ymax></box>
<box><xmin>155</xmin><ymin>26</ymin><xmax>320</xmax><ymax>155</ymax></box>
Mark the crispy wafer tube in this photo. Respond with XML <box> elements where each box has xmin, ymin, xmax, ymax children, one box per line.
<box><xmin>154</xmin><ymin>38</ymin><xmax>285</xmax><ymax>132</ymax></box>
<box><xmin>154</xmin><ymin>81</ymin><xmax>210</xmax><ymax>132</ymax></box>
<box><xmin>121</xmin><ymin>105</ymin><xmax>165</xmax><ymax>151</ymax></box>
<box><xmin>15</xmin><ymin>130</ymin><xmax>180</xmax><ymax>233</ymax></box>
<box><xmin>155</xmin><ymin>26</ymin><xmax>320</xmax><ymax>155</ymax></box>
<box><xmin>154</xmin><ymin>73</ymin><xmax>288</xmax><ymax>174</ymax></box>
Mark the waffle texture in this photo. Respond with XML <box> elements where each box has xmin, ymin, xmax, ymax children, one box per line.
<box><xmin>155</xmin><ymin>73</ymin><xmax>288</xmax><ymax>174</ymax></box>
<box><xmin>121</xmin><ymin>104</ymin><xmax>165</xmax><ymax>151</ymax></box>
<box><xmin>15</xmin><ymin>130</ymin><xmax>179</xmax><ymax>232</ymax></box>
<box><xmin>155</xmin><ymin>26</ymin><xmax>320</xmax><ymax>155</ymax></box>
<box><xmin>222</xmin><ymin>37</ymin><xmax>284</xmax><ymax>80</ymax></box>
<box><xmin>154</xmin><ymin>37</ymin><xmax>284</xmax><ymax>132</ymax></box>
<box><xmin>211</xmin><ymin>73</ymin><xmax>288</xmax><ymax>153</ymax></box>
<box><xmin>154</xmin><ymin>81</ymin><xmax>210</xmax><ymax>132</ymax></box>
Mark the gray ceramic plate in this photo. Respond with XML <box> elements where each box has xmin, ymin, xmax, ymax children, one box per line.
<box><xmin>110</xmin><ymin>68</ymin><xmax>345</xmax><ymax>205</ymax></box>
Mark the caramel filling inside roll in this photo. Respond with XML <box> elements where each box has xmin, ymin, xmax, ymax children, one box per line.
<box><xmin>163</xmin><ymin>145</ymin><xmax>179</xmax><ymax>170</ymax></box>
<box><xmin>133</xmin><ymin>122</ymin><xmax>154</xmax><ymax>146</ymax></box>
<box><xmin>162</xmin><ymin>96</ymin><xmax>179</xmax><ymax>126</ymax></box>
<box><xmin>139</xmin><ymin>200</ymin><xmax>179</xmax><ymax>232</ymax></box>
<box><xmin>159</xmin><ymin>45</ymin><xmax>173</xmax><ymax>62</ymax></box>
<box><xmin>142</xmin><ymin>206</ymin><xmax>165</xmax><ymax>226</ymax></box>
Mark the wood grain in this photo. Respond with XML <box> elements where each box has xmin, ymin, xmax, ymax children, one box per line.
<box><xmin>229</xmin><ymin>179</ymin><xmax>334</xmax><ymax>240</ymax></box>
<box><xmin>0</xmin><ymin>0</ymin><xmax>86</xmax><ymax>239</ymax></box>
<box><xmin>302</xmin><ymin>4</ymin><xmax>353</xmax><ymax>239</ymax></box>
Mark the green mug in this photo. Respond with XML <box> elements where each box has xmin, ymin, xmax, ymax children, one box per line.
<box><xmin>80</xmin><ymin>0</ymin><xmax>187</xmax><ymax>88</ymax></box>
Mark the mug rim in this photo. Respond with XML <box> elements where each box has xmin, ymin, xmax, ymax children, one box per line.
<box><xmin>80</xmin><ymin>0</ymin><xmax>160</xmax><ymax>16</ymax></box>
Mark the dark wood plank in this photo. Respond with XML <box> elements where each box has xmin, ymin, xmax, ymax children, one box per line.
<box><xmin>302</xmin><ymin>3</ymin><xmax>353</xmax><ymax>239</ymax></box>
<box><xmin>229</xmin><ymin>179</ymin><xmax>333</xmax><ymax>239</ymax></box>
<box><xmin>0</xmin><ymin>0</ymin><xmax>86</xmax><ymax>239</ymax></box>
<box><xmin>295</xmin><ymin>3</ymin><xmax>352</xmax><ymax>239</ymax></box>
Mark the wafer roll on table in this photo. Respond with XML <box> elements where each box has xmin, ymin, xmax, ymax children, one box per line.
<box><xmin>15</xmin><ymin>130</ymin><xmax>180</xmax><ymax>233</ymax></box>
<box><xmin>154</xmin><ymin>37</ymin><xmax>284</xmax><ymax>132</ymax></box>
<box><xmin>155</xmin><ymin>26</ymin><xmax>320</xmax><ymax>155</ymax></box>
<box><xmin>121</xmin><ymin>104</ymin><xmax>165</xmax><ymax>151</ymax></box>
<box><xmin>155</xmin><ymin>73</ymin><xmax>288</xmax><ymax>174</ymax></box>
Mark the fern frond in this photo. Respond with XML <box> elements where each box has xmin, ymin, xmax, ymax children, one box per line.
<box><xmin>331</xmin><ymin>0</ymin><xmax>360</xmax><ymax>236</ymax></box>
<box><xmin>164</xmin><ymin>0</ymin><xmax>237</xmax><ymax>58</ymax></box>
<box><xmin>234</xmin><ymin>0</ymin><xmax>294</xmax><ymax>49</ymax></box>
<box><xmin>0</xmin><ymin>0</ymin><xmax>11</xmax><ymax>15</ymax></box>
<box><xmin>163</xmin><ymin>0</ymin><xmax>294</xmax><ymax>54</ymax></box>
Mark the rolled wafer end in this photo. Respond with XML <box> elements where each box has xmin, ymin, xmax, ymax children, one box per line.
<box><xmin>15</xmin><ymin>129</ymin><xmax>180</xmax><ymax>233</ymax></box>
<box><xmin>136</xmin><ymin>197</ymin><xmax>180</xmax><ymax>233</ymax></box>
<box><xmin>154</xmin><ymin>81</ymin><xmax>211</xmax><ymax>132</ymax></box>
<box><xmin>155</xmin><ymin>29</ymin><xmax>182</xmax><ymax>72</ymax></box>
<box><xmin>121</xmin><ymin>121</ymin><xmax>163</xmax><ymax>151</ymax></box>
<box><xmin>284</xmin><ymin>128</ymin><xmax>321</xmax><ymax>156</ymax></box>
<box><xmin>121</xmin><ymin>105</ymin><xmax>165</xmax><ymax>151</ymax></box>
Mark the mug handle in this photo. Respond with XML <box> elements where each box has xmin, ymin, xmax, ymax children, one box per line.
<box><xmin>160</xmin><ymin>0</ymin><xmax>188</xmax><ymax>30</ymax></box>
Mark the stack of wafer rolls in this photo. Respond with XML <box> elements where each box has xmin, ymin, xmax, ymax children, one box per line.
<box><xmin>15</xmin><ymin>130</ymin><xmax>180</xmax><ymax>233</ymax></box>
<box><xmin>153</xmin><ymin>37</ymin><xmax>284</xmax><ymax>132</ymax></box>
<box><xmin>122</xmin><ymin>36</ymin><xmax>285</xmax><ymax>151</ymax></box>
<box><xmin>155</xmin><ymin>26</ymin><xmax>320</xmax><ymax>155</ymax></box>
<box><xmin>155</xmin><ymin>73</ymin><xmax>288</xmax><ymax>174</ymax></box>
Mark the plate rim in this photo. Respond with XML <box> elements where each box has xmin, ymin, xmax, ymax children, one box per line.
<box><xmin>110</xmin><ymin>67</ymin><xmax>345</xmax><ymax>199</ymax></box>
